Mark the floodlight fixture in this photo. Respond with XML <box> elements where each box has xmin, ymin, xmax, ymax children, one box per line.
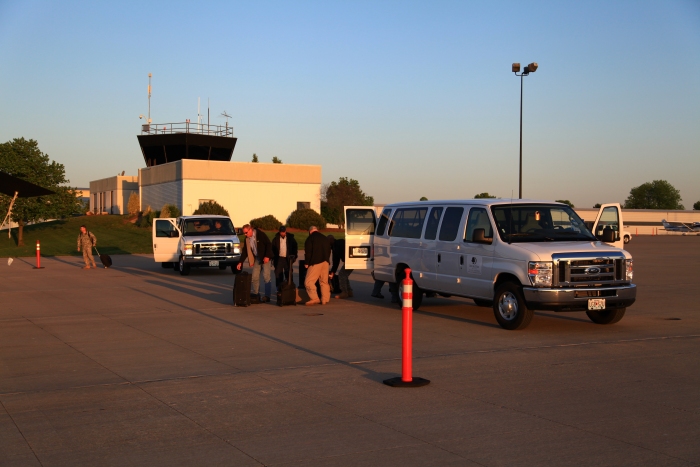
<box><xmin>512</xmin><ymin>63</ymin><xmax>521</xmax><ymax>73</ymax></box>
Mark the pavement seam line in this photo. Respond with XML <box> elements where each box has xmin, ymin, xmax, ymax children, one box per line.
<box><xmin>0</xmin><ymin>398</ymin><xmax>45</xmax><ymax>467</ymax></box>
<box><xmin>443</xmin><ymin>388</ymin><xmax>695</xmax><ymax>464</ymax></box>
<box><xmin>130</xmin><ymin>382</ymin><xmax>267</xmax><ymax>466</ymax></box>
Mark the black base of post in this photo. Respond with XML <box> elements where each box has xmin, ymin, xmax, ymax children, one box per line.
<box><xmin>33</xmin><ymin>267</ymin><xmax>45</xmax><ymax>269</ymax></box>
<box><xmin>383</xmin><ymin>377</ymin><xmax>430</xmax><ymax>388</ymax></box>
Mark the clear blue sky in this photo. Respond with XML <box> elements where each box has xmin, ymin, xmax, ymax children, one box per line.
<box><xmin>1</xmin><ymin>0</ymin><xmax>699</xmax><ymax>208</ymax></box>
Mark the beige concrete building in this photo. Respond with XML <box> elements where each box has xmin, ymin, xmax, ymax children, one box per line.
<box><xmin>89</xmin><ymin>176</ymin><xmax>139</xmax><ymax>215</ymax></box>
<box><xmin>138</xmin><ymin>160</ymin><xmax>322</xmax><ymax>226</ymax></box>
<box><xmin>576</xmin><ymin>208</ymin><xmax>700</xmax><ymax>235</ymax></box>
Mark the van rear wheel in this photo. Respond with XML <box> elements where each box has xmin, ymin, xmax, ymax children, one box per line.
<box><xmin>586</xmin><ymin>308</ymin><xmax>626</xmax><ymax>324</ymax></box>
<box><xmin>493</xmin><ymin>282</ymin><xmax>533</xmax><ymax>330</ymax></box>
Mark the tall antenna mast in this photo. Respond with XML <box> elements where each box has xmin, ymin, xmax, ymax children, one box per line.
<box><xmin>147</xmin><ymin>73</ymin><xmax>152</xmax><ymax>123</ymax></box>
<box><xmin>197</xmin><ymin>97</ymin><xmax>202</xmax><ymax>130</ymax></box>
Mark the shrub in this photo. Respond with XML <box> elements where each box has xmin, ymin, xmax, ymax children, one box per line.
<box><xmin>127</xmin><ymin>193</ymin><xmax>140</xmax><ymax>215</ymax></box>
<box><xmin>137</xmin><ymin>210</ymin><xmax>160</xmax><ymax>228</ymax></box>
<box><xmin>159</xmin><ymin>204</ymin><xmax>181</xmax><ymax>218</ymax></box>
<box><xmin>250</xmin><ymin>214</ymin><xmax>282</xmax><ymax>230</ymax></box>
<box><xmin>287</xmin><ymin>208</ymin><xmax>326</xmax><ymax>230</ymax></box>
<box><xmin>193</xmin><ymin>201</ymin><xmax>229</xmax><ymax>216</ymax></box>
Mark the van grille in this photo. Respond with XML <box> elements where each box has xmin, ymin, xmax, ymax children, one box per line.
<box><xmin>552</xmin><ymin>254</ymin><xmax>627</xmax><ymax>288</ymax></box>
<box><xmin>194</xmin><ymin>242</ymin><xmax>231</xmax><ymax>256</ymax></box>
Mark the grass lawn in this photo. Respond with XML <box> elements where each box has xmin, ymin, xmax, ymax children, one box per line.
<box><xmin>1</xmin><ymin>216</ymin><xmax>344</xmax><ymax>257</ymax></box>
<box><xmin>0</xmin><ymin>216</ymin><xmax>152</xmax><ymax>258</ymax></box>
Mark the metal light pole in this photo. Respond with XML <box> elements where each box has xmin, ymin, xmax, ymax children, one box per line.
<box><xmin>512</xmin><ymin>62</ymin><xmax>538</xmax><ymax>199</ymax></box>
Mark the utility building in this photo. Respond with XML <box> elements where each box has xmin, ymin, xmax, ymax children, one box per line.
<box><xmin>89</xmin><ymin>176</ymin><xmax>139</xmax><ymax>215</ymax></box>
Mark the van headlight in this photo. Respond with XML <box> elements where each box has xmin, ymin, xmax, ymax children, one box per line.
<box><xmin>626</xmin><ymin>259</ymin><xmax>633</xmax><ymax>281</ymax></box>
<box><xmin>233</xmin><ymin>243</ymin><xmax>240</xmax><ymax>254</ymax></box>
<box><xmin>184</xmin><ymin>243</ymin><xmax>193</xmax><ymax>255</ymax></box>
<box><xmin>528</xmin><ymin>262</ymin><xmax>552</xmax><ymax>287</ymax></box>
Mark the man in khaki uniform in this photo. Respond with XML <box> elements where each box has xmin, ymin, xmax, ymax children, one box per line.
<box><xmin>77</xmin><ymin>225</ymin><xmax>97</xmax><ymax>269</ymax></box>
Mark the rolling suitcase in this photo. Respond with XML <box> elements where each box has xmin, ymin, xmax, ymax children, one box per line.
<box><xmin>233</xmin><ymin>271</ymin><xmax>252</xmax><ymax>307</ymax></box>
<box><xmin>94</xmin><ymin>247</ymin><xmax>112</xmax><ymax>268</ymax></box>
<box><xmin>277</xmin><ymin>256</ymin><xmax>297</xmax><ymax>307</ymax></box>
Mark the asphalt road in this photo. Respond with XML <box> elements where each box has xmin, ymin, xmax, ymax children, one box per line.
<box><xmin>1</xmin><ymin>236</ymin><xmax>698</xmax><ymax>466</ymax></box>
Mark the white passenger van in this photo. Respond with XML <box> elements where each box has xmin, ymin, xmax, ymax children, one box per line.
<box><xmin>345</xmin><ymin>201</ymin><xmax>635</xmax><ymax>330</ymax></box>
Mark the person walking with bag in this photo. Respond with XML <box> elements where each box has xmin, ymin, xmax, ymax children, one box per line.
<box><xmin>77</xmin><ymin>225</ymin><xmax>97</xmax><ymax>269</ymax></box>
<box><xmin>237</xmin><ymin>224</ymin><xmax>274</xmax><ymax>302</ymax></box>
<box><xmin>303</xmin><ymin>226</ymin><xmax>331</xmax><ymax>305</ymax></box>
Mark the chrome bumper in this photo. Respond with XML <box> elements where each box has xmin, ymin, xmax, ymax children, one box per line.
<box><xmin>522</xmin><ymin>284</ymin><xmax>636</xmax><ymax>311</ymax></box>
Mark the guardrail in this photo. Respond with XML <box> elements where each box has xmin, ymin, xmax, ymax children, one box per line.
<box><xmin>140</xmin><ymin>121</ymin><xmax>234</xmax><ymax>137</ymax></box>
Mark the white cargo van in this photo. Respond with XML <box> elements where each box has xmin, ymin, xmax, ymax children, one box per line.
<box><xmin>152</xmin><ymin>215</ymin><xmax>242</xmax><ymax>275</ymax></box>
<box><xmin>345</xmin><ymin>200</ymin><xmax>635</xmax><ymax>330</ymax></box>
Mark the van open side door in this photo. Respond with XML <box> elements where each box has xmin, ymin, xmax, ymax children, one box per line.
<box><xmin>591</xmin><ymin>203</ymin><xmax>624</xmax><ymax>249</ymax></box>
<box><xmin>343</xmin><ymin>207</ymin><xmax>376</xmax><ymax>270</ymax></box>
<box><xmin>152</xmin><ymin>218</ymin><xmax>181</xmax><ymax>263</ymax></box>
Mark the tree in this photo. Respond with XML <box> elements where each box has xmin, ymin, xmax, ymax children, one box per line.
<box><xmin>593</xmin><ymin>203</ymin><xmax>602</xmax><ymax>208</ymax></box>
<box><xmin>193</xmin><ymin>200</ymin><xmax>229</xmax><ymax>216</ymax></box>
<box><xmin>324</xmin><ymin>177</ymin><xmax>374</xmax><ymax>228</ymax></box>
<box><xmin>127</xmin><ymin>192</ymin><xmax>140</xmax><ymax>215</ymax></box>
<box><xmin>474</xmin><ymin>192</ymin><xmax>497</xmax><ymax>199</ymax></box>
<box><xmin>555</xmin><ymin>199</ymin><xmax>575</xmax><ymax>208</ymax></box>
<box><xmin>694</xmin><ymin>201</ymin><xmax>700</xmax><ymax>210</ymax></box>
<box><xmin>272</xmin><ymin>157</ymin><xmax>282</xmax><ymax>164</ymax></box>
<box><xmin>0</xmin><ymin>138</ymin><xmax>80</xmax><ymax>246</ymax></box>
<box><xmin>420</xmin><ymin>197</ymin><xmax>428</xmax><ymax>201</ymax></box>
<box><xmin>251</xmin><ymin>153</ymin><xmax>258</xmax><ymax>163</ymax></box>
<box><xmin>624</xmin><ymin>180</ymin><xmax>684</xmax><ymax>210</ymax></box>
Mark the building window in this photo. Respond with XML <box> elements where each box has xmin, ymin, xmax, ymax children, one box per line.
<box><xmin>297</xmin><ymin>202</ymin><xmax>311</xmax><ymax>210</ymax></box>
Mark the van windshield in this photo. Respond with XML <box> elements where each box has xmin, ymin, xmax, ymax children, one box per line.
<box><xmin>490</xmin><ymin>204</ymin><xmax>595</xmax><ymax>243</ymax></box>
<box><xmin>183</xmin><ymin>218</ymin><xmax>235</xmax><ymax>236</ymax></box>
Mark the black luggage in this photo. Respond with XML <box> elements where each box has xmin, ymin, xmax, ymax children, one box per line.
<box><xmin>94</xmin><ymin>247</ymin><xmax>112</xmax><ymax>268</ymax></box>
<box><xmin>233</xmin><ymin>271</ymin><xmax>252</xmax><ymax>307</ymax></box>
<box><xmin>331</xmin><ymin>275</ymin><xmax>341</xmax><ymax>294</ymax></box>
<box><xmin>277</xmin><ymin>256</ymin><xmax>297</xmax><ymax>307</ymax></box>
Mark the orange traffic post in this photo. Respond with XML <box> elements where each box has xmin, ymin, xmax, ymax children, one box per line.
<box><xmin>383</xmin><ymin>268</ymin><xmax>430</xmax><ymax>388</ymax></box>
<box><xmin>33</xmin><ymin>240</ymin><xmax>45</xmax><ymax>269</ymax></box>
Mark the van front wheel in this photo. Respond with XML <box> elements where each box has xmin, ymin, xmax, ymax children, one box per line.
<box><xmin>178</xmin><ymin>256</ymin><xmax>190</xmax><ymax>276</ymax></box>
<box><xmin>493</xmin><ymin>282</ymin><xmax>533</xmax><ymax>330</ymax></box>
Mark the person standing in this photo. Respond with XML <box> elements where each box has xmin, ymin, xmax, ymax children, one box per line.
<box><xmin>237</xmin><ymin>223</ymin><xmax>274</xmax><ymax>302</ymax></box>
<box><xmin>303</xmin><ymin>226</ymin><xmax>331</xmax><ymax>305</ymax></box>
<box><xmin>328</xmin><ymin>235</ymin><xmax>353</xmax><ymax>299</ymax></box>
<box><xmin>272</xmin><ymin>226</ymin><xmax>298</xmax><ymax>288</ymax></box>
<box><xmin>77</xmin><ymin>225</ymin><xmax>97</xmax><ymax>269</ymax></box>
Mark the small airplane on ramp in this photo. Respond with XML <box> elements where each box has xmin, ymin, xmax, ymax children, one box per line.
<box><xmin>661</xmin><ymin>219</ymin><xmax>700</xmax><ymax>234</ymax></box>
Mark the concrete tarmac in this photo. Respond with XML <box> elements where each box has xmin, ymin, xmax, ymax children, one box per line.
<box><xmin>1</xmin><ymin>236</ymin><xmax>699</xmax><ymax>466</ymax></box>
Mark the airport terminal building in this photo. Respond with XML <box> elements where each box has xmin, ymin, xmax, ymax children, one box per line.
<box><xmin>89</xmin><ymin>122</ymin><xmax>321</xmax><ymax>225</ymax></box>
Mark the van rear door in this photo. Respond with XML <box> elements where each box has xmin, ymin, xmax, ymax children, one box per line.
<box><xmin>153</xmin><ymin>218</ymin><xmax>180</xmax><ymax>263</ymax></box>
<box><xmin>344</xmin><ymin>207</ymin><xmax>376</xmax><ymax>270</ymax></box>
<box><xmin>591</xmin><ymin>203</ymin><xmax>624</xmax><ymax>249</ymax></box>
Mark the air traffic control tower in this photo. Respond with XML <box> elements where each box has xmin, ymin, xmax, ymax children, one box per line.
<box><xmin>137</xmin><ymin>121</ymin><xmax>237</xmax><ymax>167</ymax></box>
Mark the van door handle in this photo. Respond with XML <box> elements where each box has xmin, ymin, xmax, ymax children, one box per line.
<box><xmin>460</xmin><ymin>256</ymin><xmax>464</xmax><ymax>265</ymax></box>
<box><xmin>437</xmin><ymin>254</ymin><xmax>441</xmax><ymax>263</ymax></box>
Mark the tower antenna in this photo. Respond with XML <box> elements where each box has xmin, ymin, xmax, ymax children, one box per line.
<box><xmin>147</xmin><ymin>73</ymin><xmax>152</xmax><ymax>124</ymax></box>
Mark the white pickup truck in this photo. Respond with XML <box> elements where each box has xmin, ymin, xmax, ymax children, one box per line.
<box><xmin>344</xmin><ymin>201</ymin><xmax>635</xmax><ymax>330</ymax></box>
<box><xmin>152</xmin><ymin>215</ymin><xmax>242</xmax><ymax>275</ymax></box>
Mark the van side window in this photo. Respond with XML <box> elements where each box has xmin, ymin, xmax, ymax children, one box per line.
<box><xmin>465</xmin><ymin>208</ymin><xmax>493</xmax><ymax>242</ymax></box>
<box><xmin>438</xmin><ymin>207</ymin><xmax>464</xmax><ymax>241</ymax></box>
<box><xmin>388</xmin><ymin>207</ymin><xmax>428</xmax><ymax>239</ymax></box>
<box><xmin>423</xmin><ymin>207</ymin><xmax>444</xmax><ymax>240</ymax></box>
<box><xmin>375</xmin><ymin>208</ymin><xmax>392</xmax><ymax>236</ymax></box>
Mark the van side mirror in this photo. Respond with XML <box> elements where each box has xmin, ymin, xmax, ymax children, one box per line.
<box><xmin>600</xmin><ymin>226</ymin><xmax>615</xmax><ymax>243</ymax></box>
<box><xmin>473</xmin><ymin>228</ymin><xmax>493</xmax><ymax>245</ymax></box>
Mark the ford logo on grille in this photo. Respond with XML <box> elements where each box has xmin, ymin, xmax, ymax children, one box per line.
<box><xmin>208</xmin><ymin>245</ymin><xmax>218</xmax><ymax>251</ymax></box>
<box><xmin>585</xmin><ymin>267</ymin><xmax>600</xmax><ymax>275</ymax></box>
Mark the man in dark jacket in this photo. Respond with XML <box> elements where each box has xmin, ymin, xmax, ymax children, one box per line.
<box><xmin>272</xmin><ymin>226</ymin><xmax>298</xmax><ymax>288</ymax></box>
<box><xmin>303</xmin><ymin>226</ymin><xmax>331</xmax><ymax>305</ymax></box>
<box><xmin>237</xmin><ymin>223</ymin><xmax>274</xmax><ymax>302</ymax></box>
<box><xmin>328</xmin><ymin>236</ymin><xmax>353</xmax><ymax>299</ymax></box>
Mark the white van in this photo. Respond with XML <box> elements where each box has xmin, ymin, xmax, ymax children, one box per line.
<box><xmin>152</xmin><ymin>215</ymin><xmax>242</xmax><ymax>275</ymax></box>
<box><xmin>345</xmin><ymin>201</ymin><xmax>635</xmax><ymax>330</ymax></box>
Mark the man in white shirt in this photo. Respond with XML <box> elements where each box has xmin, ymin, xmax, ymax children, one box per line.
<box><xmin>272</xmin><ymin>225</ymin><xmax>298</xmax><ymax>289</ymax></box>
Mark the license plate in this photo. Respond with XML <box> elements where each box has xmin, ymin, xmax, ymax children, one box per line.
<box><xmin>588</xmin><ymin>298</ymin><xmax>605</xmax><ymax>310</ymax></box>
<box><xmin>351</xmin><ymin>247</ymin><xmax>369</xmax><ymax>258</ymax></box>
<box><xmin>208</xmin><ymin>261</ymin><xmax>219</xmax><ymax>267</ymax></box>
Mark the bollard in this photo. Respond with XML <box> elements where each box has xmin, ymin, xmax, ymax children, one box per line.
<box><xmin>383</xmin><ymin>268</ymin><xmax>430</xmax><ymax>388</ymax></box>
<box><xmin>33</xmin><ymin>240</ymin><xmax>45</xmax><ymax>269</ymax></box>
<box><xmin>636</xmin><ymin>228</ymin><xmax>638</xmax><ymax>236</ymax></box>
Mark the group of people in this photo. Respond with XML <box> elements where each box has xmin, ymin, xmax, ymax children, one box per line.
<box><xmin>238</xmin><ymin>223</ymin><xmax>399</xmax><ymax>305</ymax></box>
